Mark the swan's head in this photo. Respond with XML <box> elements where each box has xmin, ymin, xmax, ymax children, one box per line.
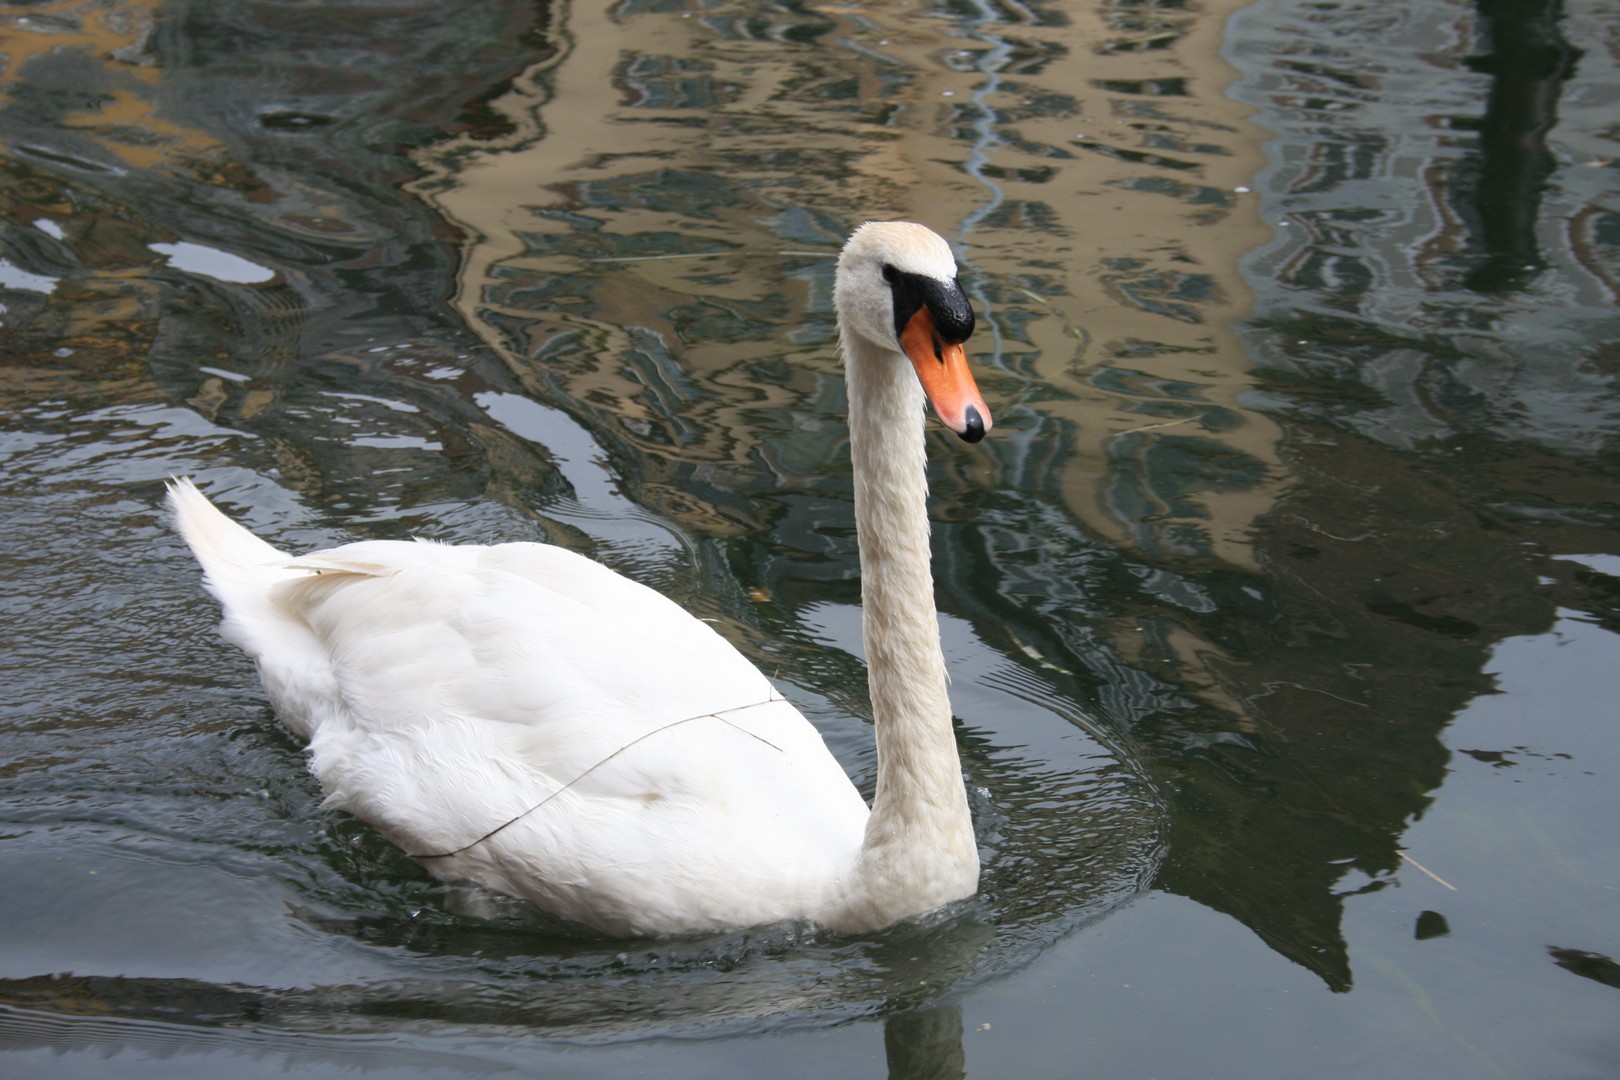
<box><xmin>835</xmin><ymin>221</ymin><xmax>992</xmax><ymax>443</ymax></box>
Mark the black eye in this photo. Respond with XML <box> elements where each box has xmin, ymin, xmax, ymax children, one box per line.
<box><xmin>881</xmin><ymin>264</ymin><xmax>898</xmax><ymax>283</ymax></box>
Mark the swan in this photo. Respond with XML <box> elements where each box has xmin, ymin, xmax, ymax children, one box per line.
<box><xmin>169</xmin><ymin>221</ymin><xmax>993</xmax><ymax>937</ymax></box>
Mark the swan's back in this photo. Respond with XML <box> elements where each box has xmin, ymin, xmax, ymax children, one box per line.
<box><xmin>169</xmin><ymin>479</ymin><xmax>869</xmax><ymax>935</ymax></box>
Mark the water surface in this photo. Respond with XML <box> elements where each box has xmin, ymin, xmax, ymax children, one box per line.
<box><xmin>2</xmin><ymin>0</ymin><xmax>1617</xmax><ymax>1075</ymax></box>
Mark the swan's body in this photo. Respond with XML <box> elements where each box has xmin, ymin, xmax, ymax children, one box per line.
<box><xmin>170</xmin><ymin>221</ymin><xmax>992</xmax><ymax>936</ymax></box>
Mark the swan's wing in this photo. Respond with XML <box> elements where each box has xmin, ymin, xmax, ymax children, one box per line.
<box><xmin>450</xmin><ymin>695</ymin><xmax>869</xmax><ymax>935</ymax></box>
<box><xmin>267</xmin><ymin>540</ymin><xmax>857</xmax><ymax>862</ymax></box>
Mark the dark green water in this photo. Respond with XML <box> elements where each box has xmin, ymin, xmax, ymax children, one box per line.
<box><xmin>2</xmin><ymin>0</ymin><xmax>1617</xmax><ymax>1076</ymax></box>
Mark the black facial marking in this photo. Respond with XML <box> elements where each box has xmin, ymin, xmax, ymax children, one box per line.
<box><xmin>885</xmin><ymin>267</ymin><xmax>976</xmax><ymax>344</ymax></box>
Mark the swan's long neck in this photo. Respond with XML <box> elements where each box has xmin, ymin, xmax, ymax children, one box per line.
<box><xmin>837</xmin><ymin>332</ymin><xmax>979</xmax><ymax>928</ymax></box>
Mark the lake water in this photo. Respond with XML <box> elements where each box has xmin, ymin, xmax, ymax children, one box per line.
<box><xmin>2</xmin><ymin>0</ymin><xmax>1617</xmax><ymax>1076</ymax></box>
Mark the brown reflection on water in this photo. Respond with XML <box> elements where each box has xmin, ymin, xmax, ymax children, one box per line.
<box><xmin>0</xmin><ymin>0</ymin><xmax>198</xmax><ymax>413</ymax></box>
<box><xmin>0</xmin><ymin>0</ymin><xmax>223</xmax><ymax>173</ymax></box>
<box><xmin>414</xmin><ymin>0</ymin><xmax>1285</xmax><ymax>568</ymax></box>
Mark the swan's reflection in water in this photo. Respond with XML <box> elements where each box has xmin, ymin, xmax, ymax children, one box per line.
<box><xmin>885</xmin><ymin>1003</ymin><xmax>967</xmax><ymax>1080</ymax></box>
<box><xmin>0</xmin><ymin>898</ymin><xmax>994</xmax><ymax>1052</ymax></box>
<box><xmin>0</xmin><ymin>978</ymin><xmax>975</xmax><ymax>1079</ymax></box>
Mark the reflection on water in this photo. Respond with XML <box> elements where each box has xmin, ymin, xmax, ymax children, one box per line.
<box><xmin>1465</xmin><ymin>0</ymin><xmax>1582</xmax><ymax>292</ymax></box>
<box><xmin>2</xmin><ymin>0</ymin><xmax>1618</xmax><ymax>1072</ymax></box>
<box><xmin>1206</xmin><ymin>0</ymin><xmax>1620</xmax><ymax>992</ymax></box>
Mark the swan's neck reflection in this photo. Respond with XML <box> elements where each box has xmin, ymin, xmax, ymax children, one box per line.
<box><xmin>885</xmin><ymin>1002</ymin><xmax>966</xmax><ymax>1080</ymax></box>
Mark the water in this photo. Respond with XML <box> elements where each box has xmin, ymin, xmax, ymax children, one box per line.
<box><xmin>2</xmin><ymin>0</ymin><xmax>1617</xmax><ymax>1076</ymax></box>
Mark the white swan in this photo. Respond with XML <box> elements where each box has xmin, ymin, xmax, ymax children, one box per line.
<box><xmin>170</xmin><ymin>221</ymin><xmax>992</xmax><ymax>937</ymax></box>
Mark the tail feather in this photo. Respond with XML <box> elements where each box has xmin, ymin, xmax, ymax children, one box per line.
<box><xmin>167</xmin><ymin>477</ymin><xmax>290</xmax><ymax>588</ymax></box>
<box><xmin>168</xmin><ymin>478</ymin><xmax>335</xmax><ymax>742</ymax></box>
<box><xmin>167</xmin><ymin>477</ymin><xmax>307</xmax><ymax>654</ymax></box>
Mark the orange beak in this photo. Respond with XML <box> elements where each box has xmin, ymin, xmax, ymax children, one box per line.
<box><xmin>899</xmin><ymin>306</ymin><xmax>992</xmax><ymax>443</ymax></box>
